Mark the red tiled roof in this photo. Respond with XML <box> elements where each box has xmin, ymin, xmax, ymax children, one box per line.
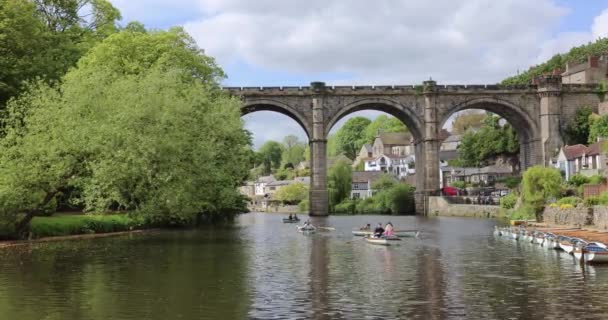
<box><xmin>587</xmin><ymin>141</ymin><xmax>603</xmax><ymax>156</ymax></box>
<box><xmin>563</xmin><ymin>144</ymin><xmax>588</xmax><ymax>160</ymax></box>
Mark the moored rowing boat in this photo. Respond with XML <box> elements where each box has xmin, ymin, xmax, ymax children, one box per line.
<box><xmin>365</xmin><ymin>237</ymin><xmax>390</xmax><ymax>246</ymax></box>
<box><xmin>352</xmin><ymin>230</ymin><xmax>419</xmax><ymax>237</ymax></box>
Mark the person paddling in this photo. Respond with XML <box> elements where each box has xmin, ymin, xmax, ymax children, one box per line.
<box><xmin>373</xmin><ymin>223</ymin><xmax>384</xmax><ymax>238</ymax></box>
<box><xmin>384</xmin><ymin>222</ymin><xmax>395</xmax><ymax>237</ymax></box>
<box><xmin>360</xmin><ymin>223</ymin><xmax>371</xmax><ymax>231</ymax></box>
<box><xmin>288</xmin><ymin>214</ymin><xmax>293</xmax><ymax>221</ymax></box>
<box><xmin>293</xmin><ymin>214</ymin><xmax>298</xmax><ymax>221</ymax></box>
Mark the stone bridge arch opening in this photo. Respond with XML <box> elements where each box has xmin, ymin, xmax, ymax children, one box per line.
<box><xmin>438</xmin><ymin>98</ymin><xmax>541</xmax><ymax>188</ymax></box>
<box><xmin>240</xmin><ymin>100</ymin><xmax>312</xmax><ymax>213</ymax></box>
<box><xmin>324</xmin><ymin>99</ymin><xmax>425</xmax><ymax>211</ymax></box>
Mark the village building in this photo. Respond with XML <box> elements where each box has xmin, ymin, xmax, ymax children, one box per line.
<box><xmin>254</xmin><ymin>175</ymin><xmax>275</xmax><ymax>196</ymax></box>
<box><xmin>350</xmin><ymin>171</ymin><xmax>395</xmax><ymax>199</ymax></box>
<box><xmin>561</xmin><ymin>55</ymin><xmax>608</xmax><ymax>85</ymax></box>
<box><xmin>440</xmin><ymin>165</ymin><xmax>516</xmax><ymax>187</ymax></box>
<box><xmin>556</xmin><ymin>141</ymin><xmax>606</xmax><ymax>181</ymax></box>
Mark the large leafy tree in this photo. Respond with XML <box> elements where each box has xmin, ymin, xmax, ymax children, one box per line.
<box><xmin>522</xmin><ymin>166</ymin><xmax>562</xmax><ymax>216</ymax></box>
<box><xmin>258</xmin><ymin>141</ymin><xmax>283</xmax><ymax>175</ymax></box>
<box><xmin>335</xmin><ymin>117</ymin><xmax>371</xmax><ymax>159</ymax></box>
<box><xmin>456</xmin><ymin>114</ymin><xmax>519</xmax><ymax>167</ymax></box>
<box><xmin>280</xmin><ymin>135</ymin><xmax>306</xmax><ymax>167</ymax></box>
<box><xmin>328</xmin><ymin>159</ymin><xmax>352</xmax><ymax>209</ymax></box>
<box><xmin>0</xmin><ymin>0</ymin><xmax>120</xmax><ymax>108</ymax></box>
<box><xmin>564</xmin><ymin>106</ymin><xmax>593</xmax><ymax>145</ymax></box>
<box><xmin>0</xmin><ymin>27</ymin><xmax>248</xmax><ymax>237</ymax></box>
<box><xmin>363</xmin><ymin>115</ymin><xmax>408</xmax><ymax>144</ymax></box>
<box><xmin>274</xmin><ymin>183</ymin><xmax>308</xmax><ymax>204</ymax></box>
<box><xmin>589</xmin><ymin>113</ymin><xmax>608</xmax><ymax>144</ymax></box>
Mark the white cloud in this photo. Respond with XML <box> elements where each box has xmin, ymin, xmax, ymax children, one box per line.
<box><xmin>185</xmin><ymin>0</ymin><xmax>568</xmax><ymax>84</ymax></box>
<box><xmin>592</xmin><ymin>8</ymin><xmax>608</xmax><ymax>39</ymax></box>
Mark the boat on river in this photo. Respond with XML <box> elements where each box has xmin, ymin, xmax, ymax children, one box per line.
<box><xmin>352</xmin><ymin>230</ymin><xmax>419</xmax><ymax>237</ymax></box>
<box><xmin>282</xmin><ymin>218</ymin><xmax>300</xmax><ymax>223</ymax></box>
<box><xmin>533</xmin><ymin>231</ymin><xmax>545</xmax><ymax>245</ymax></box>
<box><xmin>583</xmin><ymin>243</ymin><xmax>608</xmax><ymax>263</ymax></box>
<box><xmin>558</xmin><ymin>236</ymin><xmax>583</xmax><ymax>254</ymax></box>
<box><xmin>365</xmin><ymin>237</ymin><xmax>390</xmax><ymax>245</ymax></box>
<box><xmin>297</xmin><ymin>225</ymin><xmax>316</xmax><ymax>233</ymax></box>
<box><xmin>544</xmin><ymin>233</ymin><xmax>559</xmax><ymax>249</ymax></box>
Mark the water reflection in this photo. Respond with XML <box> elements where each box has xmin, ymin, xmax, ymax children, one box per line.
<box><xmin>4</xmin><ymin>214</ymin><xmax>608</xmax><ymax>319</ymax></box>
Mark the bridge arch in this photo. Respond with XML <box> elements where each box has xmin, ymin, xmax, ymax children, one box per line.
<box><xmin>324</xmin><ymin>98</ymin><xmax>424</xmax><ymax>141</ymax></box>
<box><xmin>241</xmin><ymin>99</ymin><xmax>312</xmax><ymax>139</ymax></box>
<box><xmin>439</xmin><ymin>97</ymin><xmax>541</xmax><ymax>169</ymax></box>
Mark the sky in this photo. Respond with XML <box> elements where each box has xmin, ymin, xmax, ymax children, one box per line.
<box><xmin>110</xmin><ymin>0</ymin><xmax>608</xmax><ymax>148</ymax></box>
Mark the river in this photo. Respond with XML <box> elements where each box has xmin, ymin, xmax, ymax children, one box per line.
<box><xmin>1</xmin><ymin>213</ymin><xmax>608</xmax><ymax>319</ymax></box>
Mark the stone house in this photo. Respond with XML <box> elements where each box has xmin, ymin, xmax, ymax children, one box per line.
<box><xmin>440</xmin><ymin>165</ymin><xmax>515</xmax><ymax>187</ymax></box>
<box><xmin>238</xmin><ymin>182</ymin><xmax>255</xmax><ymax>198</ymax></box>
<box><xmin>561</xmin><ymin>55</ymin><xmax>608</xmax><ymax>85</ymax></box>
<box><xmin>352</xmin><ymin>144</ymin><xmax>373</xmax><ymax>168</ymax></box>
<box><xmin>350</xmin><ymin>171</ymin><xmax>394</xmax><ymax>199</ymax></box>
<box><xmin>254</xmin><ymin>175</ymin><xmax>275</xmax><ymax>196</ymax></box>
<box><xmin>556</xmin><ymin>142</ymin><xmax>606</xmax><ymax>181</ymax></box>
<box><xmin>371</xmin><ymin>132</ymin><xmax>413</xmax><ymax>157</ymax></box>
<box><xmin>364</xmin><ymin>154</ymin><xmax>414</xmax><ymax>178</ymax></box>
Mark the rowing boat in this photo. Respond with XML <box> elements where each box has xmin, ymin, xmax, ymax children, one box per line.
<box><xmin>352</xmin><ymin>230</ymin><xmax>419</xmax><ymax>237</ymax></box>
<box><xmin>282</xmin><ymin>218</ymin><xmax>300</xmax><ymax>223</ymax></box>
<box><xmin>297</xmin><ymin>225</ymin><xmax>316</xmax><ymax>233</ymax></box>
<box><xmin>364</xmin><ymin>237</ymin><xmax>390</xmax><ymax>246</ymax></box>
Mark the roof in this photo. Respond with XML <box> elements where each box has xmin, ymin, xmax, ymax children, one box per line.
<box><xmin>294</xmin><ymin>176</ymin><xmax>310</xmax><ymax>185</ymax></box>
<box><xmin>361</xmin><ymin>144</ymin><xmax>372</xmax><ymax>152</ymax></box>
<box><xmin>587</xmin><ymin>141</ymin><xmax>603</xmax><ymax>156</ymax></box>
<box><xmin>256</xmin><ymin>175</ymin><xmax>275</xmax><ymax>184</ymax></box>
<box><xmin>562</xmin><ymin>144</ymin><xmax>589</xmax><ymax>160</ymax></box>
<box><xmin>327</xmin><ymin>154</ymin><xmax>353</xmax><ymax>167</ymax></box>
<box><xmin>377</xmin><ymin>132</ymin><xmax>411</xmax><ymax>145</ymax></box>
<box><xmin>442</xmin><ymin>134</ymin><xmax>462</xmax><ymax>143</ymax></box>
<box><xmin>266</xmin><ymin>180</ymin><xmax>293</xmax><ymax>187</ymax></box>
<box><xmin>351</xmin><ymin>171</ymin><xmax>388</xmax><ymax>184</ymax></box>
<box><xmin>439</xmin><ymin>150</ymin><xmax>459</xmax><ymax>161</ymax></box>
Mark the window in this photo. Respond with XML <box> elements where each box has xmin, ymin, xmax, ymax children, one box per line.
<box><xmin>269</xmin><ymin>187</ymin><xmax>275</xmax><ymax>191</ymax></box>
<box><xmin>352</xmin><ymin>193</ymin><xmax>360</xmax><ymax>199</ymax></box>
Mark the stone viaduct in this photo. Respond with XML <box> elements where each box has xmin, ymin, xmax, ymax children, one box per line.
<box><xmin>225</xmin><ymin>76</ymin><xmax>601</xmax><ymax>215</ymax></box>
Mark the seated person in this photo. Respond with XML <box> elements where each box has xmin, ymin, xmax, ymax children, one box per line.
<box><xmin>360</xmin><ymin>223</ymin><xmax>371</xmax><ymax>231</ymax></box>
<box><xmin>373</xmin><ymin>223</ymin><xmax>385</xmax><ymax>237</ymax></box>
<box><xmin>288</xmin><ymin>214</ymin><xmax>293</xmax><ymax>220</ymax></box>
<box><xmin>293</xmin><ymin>214</ymin><xmax>298</xmax><ymax>220</ymax></box>
<box><xmin>384</xmin><ymin>222</ymin><xmax>394</xmax><ymax>236</ymax></box>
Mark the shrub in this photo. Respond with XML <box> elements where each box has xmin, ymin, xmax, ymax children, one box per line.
<box><xmin>498</xmin><ymin>176</ymin><xmax>522</xmax><ymax>190</ymax></box>
<box><xmin>584</xmin><ymin>196</ymin><xmax>600</xmax><ymax>207</ymax></box>
<box><xmin>559</xmin><ymin>204</ymin><xmax>574</xmax><ymax>210</ymax></box>
<box><xmin>599</xmin><ymin>192</ymin><xmax>608</xmax><ymax>205</ymax></box>
<box><xmin>569</xmin><ymin>174</ymin><xmax>590</xmax><ymax>187</ymax></box>
<box><xmin>500</xmin><ymin>193</ymin><xmax>518</xmax><ymax>209</ymax></box>
<box><xmin>588</xmin><ymin>175</ymin><xmax>606</xmax><ymax>185</ymax></box>
<box><xmin>298</xmin><ymin>199</ymin><xmax>309</xmax><ymax>213</ymax></box>
<box><xmin>450</xmin><ymin>181</ymin><xmax>466</xmax><ymax>189</ymax></box>
<box><xmin>549</xmin><ymin>203</ymin><xmax>558</xmax><ymax>208</ymax></box>
<box><xmin>509</xmin><ymin>204</ymin><xmax>536</xmax><ymax>220</ymax></box>
<box><xmin>522</xmin><ymin>166</ymin><xmax>562</xmax><ymax>215</ymax></box>
<box><xmin>556</xmin><ymin>196</ymin><xmax>582</xmax><ymax>206</ymax></box>
<box><xmin>334</xmin><ymin>199</ymin><xmax>358</xmax><ymax>214</ymax></box>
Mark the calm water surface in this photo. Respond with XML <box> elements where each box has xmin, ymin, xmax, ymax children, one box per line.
<box><xmin>2</xmin><ymin>213</ymin><xmax>608</xmax><ymax>319</ymax></box>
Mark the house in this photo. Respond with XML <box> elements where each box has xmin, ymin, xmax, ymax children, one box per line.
<box><xmin>238</xmin><ymin>182</ymin><xmax>255</xmax><ymax>198</ymax></box>
<box><xmin>371</xmin><ymin>132</ymin><xmax>413</xmax><ymax>157</ymax></box>
<box><xmin>556</xmin><ymin>142</ymin><xmax>606</xmax><ymax>180</ymax></box>
<box><xmin>364</xmin><ymin>154</ymin><xmax>415</xmax><ymax>178</ymax></box>
<box><xmin>561</xmin><ymin>55</ymin><xmax>608</xmax><ymax>85</ymax></box>
<box><xmin>254</xmin><ymin>175</ymin><xmax>275</xmax><ymax>196</ymax></box>
<box><xmin>440</xmin><ymin>165</ymin><xmax>515</xmax><ymax>187</ymax></box>
<box><xmin>352</xmin><ymin>144</ymin><xmax>373</xmax><ymax>168</ymax></box>
<box><xmin>350</xmin><ymin>171</ymin><xmax>394</xmax><ymax>199</ymax></box>
<box><xmin>264</xmin><ymin>180</ymin><xmax>293</xmax><ymax>196</ymax></box>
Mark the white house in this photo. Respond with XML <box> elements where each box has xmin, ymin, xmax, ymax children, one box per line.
<box><xmin>364</xmin><ymin>154</ymin><xmax>414</xmax><ymax>178</ymax></box>
<box><xmin>556</xmin><ymin>142</ymin><xmax>605</xmax><ymax>181</ymax></box>
<box><xmin>254</xmin><ymin>175</ymin><xmax>275</xmax><ymax>196</ymax></box>
<box><xmin>351</xmin><ymin>171</ymin><xmax>392</xmax><ymax>199</ymax></box>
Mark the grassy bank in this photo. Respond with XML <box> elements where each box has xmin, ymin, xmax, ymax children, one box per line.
<box><xmin>28</xmin><ymin>214</ymin><xmax>144</xmax><ymax>239</ymax></box>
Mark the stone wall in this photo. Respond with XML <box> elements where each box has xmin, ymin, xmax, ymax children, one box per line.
<box><xmin>542</xmin><ymin>206</ymin><xmax>592</xmax><ymax>227</ymax></box>
<box><xmin>593</xmin><ymin>206</ymin><xmax>608</xmax><ymax>230</ymax></box>
<box><xmin>428</xmin><ymin>196</ymin><xmax>501</xmax><ymax>218</ymax></box>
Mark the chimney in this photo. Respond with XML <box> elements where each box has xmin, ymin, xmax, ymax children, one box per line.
<box><xmin>589</xmin><ymin>55</ymin><xmax>599</xmax><ymax>68</ymax></box>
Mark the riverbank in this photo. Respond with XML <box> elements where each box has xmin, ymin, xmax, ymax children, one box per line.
<box><xmin>0</xmin><ymin>228</ymin><xmax>158</xmax><ymax>249</ymax></box>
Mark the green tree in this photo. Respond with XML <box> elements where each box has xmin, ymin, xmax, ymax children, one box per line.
<box><xmin>0</xmin><ymin>0</ymin><xmax>121</xmax><ymax>108</ymax></box>
<box><xmin>328</xmin><ymin>159</ymin><xmax>352</xmax><ymax>209</ymax></box>
<box><xmin>589</xmin><ymin>113</ymin><xmax>608</xmax><ymax>143</ymax></box>
<box><xmin>280</xmin><ymin>135</ymin><xmax>306</xmax><ymax>167</ymax></box>
<box><xmin>502</xmin><ymin>37</ymin><xmax>608</xmax><ymax>85</ymax></box>
<box><xmin>451</xmin><ymin>110</ymin><xmax>486</xmax><ymax>135</ymax></box>
<box><xmin>274</xmin><ymin>182</ymin><xmax>308</xmax><ymax>204</ymax></box>
<box><xmin>335</xmin><ymin>117</ymin><xmax>371</xmax><ymax>159</ymax></box>
<box><xmin>0</xmin><ymin>28</ymin><xmax>248</xmax><ymax>237</ymax></box>
<box><xmin>521</xmin><ymin>166</ymin><xmax>562</xmax><ymax>218</ymax></box>
<box><xmin>363</xmin><ymin>115</ymin><xmax>408</xmax><ymax>144</ymax></box>
<box><xmin>326</xmin><ymin>134</ymin><xmax>339</xmax><ymax>157</ymax></box>
<box><xmin>456</xmin><ymin>114</ymin><xmax>519</xmax><ymax>166</ymax></box>
<box><xmin>258</xmin><ymin>141</ymin><xmax>283</xmax><ymax>175</ymax></box>
<box><xmin>565</xmin><ymin>106</ymin><xmax>593</xmax><ymax>145</ymax></box>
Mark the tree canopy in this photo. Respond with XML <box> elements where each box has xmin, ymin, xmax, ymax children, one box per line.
<box><xmin>328</xmin><ymin>159</ymin><xmax>352</xmax><ymax>209</ymax></box>
<box><xmin>455</xmin><ymin>114</ymin><xmax>519</xmax><ymax>166</ymax></box>
<box><xmin>0</xmin><ymin>28</ymin><xmax>249</xmax><ymax>237</ymax></box>
<box><xmin>502</xmin><ymin>37</ymin><xmax>608</xmax><ymax>85</ymax></box>
<box><xmin>451</xmin><ymin>111</ymin><xmax>486</xmax><ymax>135</ymax></box>
<box><xmin>362</xmin><ymin>115</ymin><xmax>408</xmax><ymax>144</ymax></box>
<box><xmin>0</xmin><ymin>0</ymin><xmax>121</xmax><ymax>108</ymax></box>
<box><xmin>522</xmin><ymin>166</ymin><xmax>562</xmax><ymax>215</ymax></box>
<box><xmin>335</xmin><ymin>117</ymin><xmax>371</xmax><ymax>159</ymax></box>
